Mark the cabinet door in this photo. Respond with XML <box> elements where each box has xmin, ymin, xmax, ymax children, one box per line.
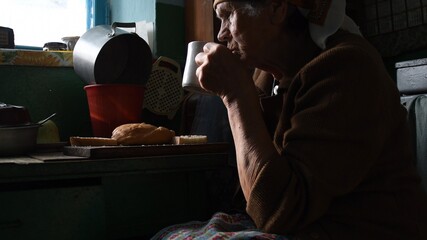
<box><xmin>103</xmin><ymin>171</ymin><xmax>218</xmax><ymax>239</ymax></box>
<box><xmin>185</xmin><ymin>0</ymin><xmax>215</xmax><ymax>42</ymax></box>
<box><xmin>0</xmin><ymin>182</ymin><xmax>105</xmax><ymax>240</ymax></box>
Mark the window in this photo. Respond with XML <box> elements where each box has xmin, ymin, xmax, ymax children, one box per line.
<box><xmin>0</xmin><ymin>0</ymin><xmax>109</xmax><ymax>49</ymax></box>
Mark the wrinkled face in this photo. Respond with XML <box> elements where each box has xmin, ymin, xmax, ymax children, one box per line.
<box><xmin>215</xmin><ymin>2</ymin><xmax>271</xmax><ymax>66</ymax></box>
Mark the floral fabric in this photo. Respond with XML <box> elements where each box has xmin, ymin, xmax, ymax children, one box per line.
<box><xmin>151</xmin><ymin>212</ymin><xmax>290</xmax><ymax>240</ymax></box>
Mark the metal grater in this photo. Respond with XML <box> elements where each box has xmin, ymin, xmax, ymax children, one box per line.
<box><xmin>143</xmin><ymin>56</ymin><xmax>184</xmax><ymax>119</ymax></box>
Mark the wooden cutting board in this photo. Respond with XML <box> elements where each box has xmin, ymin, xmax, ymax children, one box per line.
<box><xmin>63</xmin><ymin>143</ymin><xmax>229</xmax><ymax>159</ymax></box>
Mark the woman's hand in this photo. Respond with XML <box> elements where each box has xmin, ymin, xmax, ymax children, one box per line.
<box><xmin>195</xmin><ymin>42</ymin><xmax>255</xmax><ymax>102</ymax></box>
<box><xmin>195</xmin><ymin>42</ymin><xmax>277</xmax><ymax>201</ymax></box>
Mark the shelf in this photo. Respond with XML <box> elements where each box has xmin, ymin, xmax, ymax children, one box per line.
<box><xmin>0</xmin><ymin>49</ymin><xmax>73</xmax><ymax>67</ymax></box>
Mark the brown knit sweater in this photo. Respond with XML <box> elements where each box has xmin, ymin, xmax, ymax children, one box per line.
<box><xmin>247</xmin><ymin>31</ymin><xmax>427</xmax><ymax>240</ymax></box>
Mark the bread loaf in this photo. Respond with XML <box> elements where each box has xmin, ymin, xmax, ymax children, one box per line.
<box><xmin>111</xmin><ymin>123</ymin><xmax>175</xmax><ymax>145</ymax></box>
<box><xmin>69</xmin><ymin>136</ymin><xmax>118</xmax><ymax>146</ymax></box>
<box><xmin>174</xmin><ymin>135</ymin><xmax>208</xmax><ymax>145</ymax></box>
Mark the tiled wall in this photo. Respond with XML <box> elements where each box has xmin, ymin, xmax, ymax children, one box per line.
<box><xmin>361</xmin><ymin>0</ymin><xmax>427</xmax><ymax>57</ymax></box>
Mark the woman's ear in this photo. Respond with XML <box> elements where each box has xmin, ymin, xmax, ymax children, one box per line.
<box><xmin>269</xmin><ymin>0</ymin><xmax>288</xmax><ymax>25</ymax></box>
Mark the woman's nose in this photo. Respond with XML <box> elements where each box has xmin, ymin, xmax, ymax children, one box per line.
<box><xmin>217</xmin><ymin>25</ymin><xmax>229</xmax><ymax>43</ymax></box>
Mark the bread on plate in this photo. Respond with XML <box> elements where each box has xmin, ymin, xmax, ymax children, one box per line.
<box><xmin>111</xmin><ymin>122</ymin><xmax>175</xmax><ymax>145</ymax></box>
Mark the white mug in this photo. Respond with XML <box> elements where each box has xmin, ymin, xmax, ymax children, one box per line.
<box><xmin>182</xmin><ymin>41</ymin><xmax>213</xmax><ymax>95</ymax></box>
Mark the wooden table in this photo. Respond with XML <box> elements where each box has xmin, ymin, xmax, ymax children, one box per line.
<box><xmin>0</xmin><ymin>144</ymin><xmax>230</xmax><ymax>240</ymax></box>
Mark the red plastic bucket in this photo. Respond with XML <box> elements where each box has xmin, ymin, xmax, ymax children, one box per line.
<box><xmin>84</xmin><ymin>84</ymin><xmax>144</xmax><ymax>137</ymax></box>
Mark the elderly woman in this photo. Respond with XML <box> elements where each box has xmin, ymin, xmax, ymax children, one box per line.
<box><xmin>152</xmin><ymin>0</ymin><xmax>427</xmax><ymax>239</ymax></box>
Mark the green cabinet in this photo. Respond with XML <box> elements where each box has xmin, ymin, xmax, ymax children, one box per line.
<box><xmin>0</xmin><ymin>181</ymin><xmax>105</xmax><ymax>240</ymax></box>
<box><xmin>0</xmin><ymin>152</ymin><xmax>230</xmax><ymax>239</ymax></box>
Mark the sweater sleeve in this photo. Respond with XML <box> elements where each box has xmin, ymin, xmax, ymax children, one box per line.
<box><xmin>246</xmin><ymin>44</ymin><xmax>403</xmax><ymax>234</ymax></box>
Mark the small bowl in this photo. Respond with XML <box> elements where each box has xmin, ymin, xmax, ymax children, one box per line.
<box><xmin>43</xmin><ymin>42</ymin><xmax>67</xmax><ymax>51</ymax></box>
<box><xmin>0</xmin><ymin>124</ymin><xmax>39</xmax><ymax>156</ymax></box>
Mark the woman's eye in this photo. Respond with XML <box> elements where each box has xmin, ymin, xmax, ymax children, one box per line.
<box><xmin>223</xmin><ymin>9</ymin><xmax>235</xmax><ymax>20</ymax></box>
<box><xmin>219</xmin><ymin>13</ymin><xmax>232</xmax><ymax>25</ymax></box>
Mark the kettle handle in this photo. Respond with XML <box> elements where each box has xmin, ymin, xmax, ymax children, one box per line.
<box><xmin>109</xmin><ymin>22</ymin><xmax>136</xmax><ymax>36</ymax></box>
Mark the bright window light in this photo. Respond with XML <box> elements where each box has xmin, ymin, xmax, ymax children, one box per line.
<box><xmin>0</xmin><ymin>0</ymin><xmax>88</xmax><ymax>48</ymax></box>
